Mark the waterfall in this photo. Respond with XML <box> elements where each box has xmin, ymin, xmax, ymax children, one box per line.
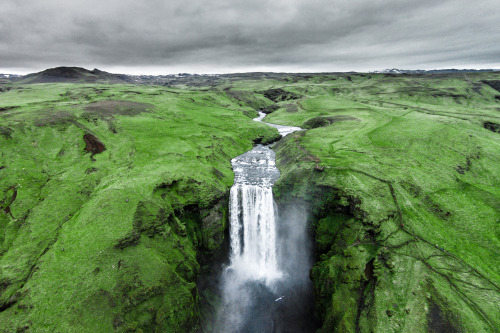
<box><xmin>212</xmin><ymin>113</ymin><xmax>310</xmax><ymax>332</ymax></box>
<box><xmin>226</xmin><ymin>141</ymin><xmax>282</xmax><ymax>283</ymax></box>
<box><xmin>229</xmin><ymin>184</ymin><xmax>280</xmax><ymax>281</ymax></box>
<box><xmin>226</xmin><ymin>112</ymin><xmax>302</xmax><ymax>281</ymax></box>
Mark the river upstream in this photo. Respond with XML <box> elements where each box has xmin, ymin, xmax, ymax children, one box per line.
<box><xmin>211</xmin><ymin>113</ymin><xmax>316</xmax><ymax>332</ymax></box>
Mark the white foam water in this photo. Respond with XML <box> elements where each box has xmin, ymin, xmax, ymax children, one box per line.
<box><xmin>229</xmin><ymin>184</ymin><xmax>281</xmax><ymax>282</ymax></box>
<box><xmin>215</xmin><ymin>112</ymin><xmax>303</xmax><ymax>332</ymax></box>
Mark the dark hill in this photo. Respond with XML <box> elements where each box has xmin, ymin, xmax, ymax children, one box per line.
<box><xmin>19</xmin><ymin>67</ymin><xmax>133</xmax><ymax>84</ymax></box>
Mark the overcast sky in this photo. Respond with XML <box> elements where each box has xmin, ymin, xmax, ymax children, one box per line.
<box><xmin>1</xmin><ymin>0</ymin><xmax>499</xmax><ymax>74</ymax></box>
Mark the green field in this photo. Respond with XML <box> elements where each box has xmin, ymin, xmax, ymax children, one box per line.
<box><xmin>0</xmin><ymin>82</ymin><xmax>279</xmax><ymax>332</ymax></box>
<box><xmin>1</xmin><ymin>71</ymin><xmax>499</xmax><ymax>332</ymax></box>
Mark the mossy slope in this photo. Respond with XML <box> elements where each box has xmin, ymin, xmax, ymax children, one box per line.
<box><xmin>265</xmin><ymin>72</ymin><xmax>500</xmax><ymax>332</ymax></box>
<box><xmin>0</xmin><ymin>83</ymin><xmax>279</xmax><ymax>332</ymax></box>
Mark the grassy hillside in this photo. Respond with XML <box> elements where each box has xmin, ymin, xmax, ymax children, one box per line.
<box><xmin>0</xmin><ymin>83</ymin><xmax>278</xmax><ymax>332</ymax></box>
<box><xmin>263</xmin><ymin>72</ymin><xmax>500</xmax><ymax>332</ymax></box>
<box><xmin>1</xmin><ymin>71</ymin><xmax>499</xmax><ymax>332</ymax></box>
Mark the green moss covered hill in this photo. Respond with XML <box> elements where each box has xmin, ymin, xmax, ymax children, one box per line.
<box><xmin>1</xmin><ymin>69</ymin><xmax>499</xmax><ymax>332</ymax></box>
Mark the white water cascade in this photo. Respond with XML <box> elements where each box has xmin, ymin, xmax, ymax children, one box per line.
<box><xmin>229</xmin><ymin>149</ymin><xmax>281</xmax><ymax>282</ymax></box>
<box><xmin>214</xmin><ymin>113</ymin><xmax>304</xmax><ymax>331</ymax></box>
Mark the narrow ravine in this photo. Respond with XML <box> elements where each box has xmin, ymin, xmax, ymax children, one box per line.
<box><xmin>211</xmin><ymin>113</ymin><xmax>315</xmax><ymax>332</ymax></box>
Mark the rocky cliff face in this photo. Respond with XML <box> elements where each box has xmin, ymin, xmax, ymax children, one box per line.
<box><xmin>272</xmin><ymin>117</ymin><xmax>499</xmax><ymax>332</ymax></box>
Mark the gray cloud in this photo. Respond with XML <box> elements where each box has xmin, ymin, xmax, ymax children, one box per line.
<box><xmin>1</xmin><ymin>0</ymin><xmax>499</xmax><ymax>74</ymax></box>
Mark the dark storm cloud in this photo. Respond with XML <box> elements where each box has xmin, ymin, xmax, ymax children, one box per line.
<box><xmin>1</xmin><ymin>0</ymin><xmax>499</xmax><ymax>73</ymax></box>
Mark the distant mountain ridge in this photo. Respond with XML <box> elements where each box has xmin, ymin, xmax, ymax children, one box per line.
<box><xmin>16</xmin><ymin>67</ymin><xmax>133</xmax><ymax>84</ymax></box>
<box><xmin>373</xmin><ymin>68</ymin><xmax>497</xmax><ymax>74</ymax></box>
<box><xmin>2</xmin><ymin>66</ymin><xmax>499</xmax><ymax>86</ymax></box>
<box><xmin>0</xmin><ymin>74</ymin><xmax>22</xmax><ymax>79</ymax></box>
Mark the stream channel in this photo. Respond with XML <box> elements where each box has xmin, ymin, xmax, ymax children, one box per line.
<box><xmin>208</xmin><ymin>112</ymin><xmax>317</xmax><ymax>332</ymax></box>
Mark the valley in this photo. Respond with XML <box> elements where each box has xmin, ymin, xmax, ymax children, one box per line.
<box><xmin>0</xmin><ymin>68</ymin><xmax>499</xmax><ymax>332</ymax></box>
